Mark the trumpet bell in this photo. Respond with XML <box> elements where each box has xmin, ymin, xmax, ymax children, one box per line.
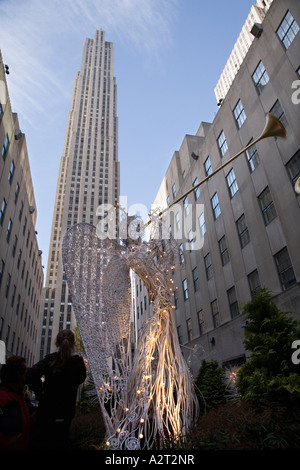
<box><xmin>295</xmin><ymin>176</ymin><xmax>300</xmax><ymax>195</ymax></box>
<box><xmin>259</xmin><ymin>113</ymin><xmax>286</xmax><ymax>140</ymax></box>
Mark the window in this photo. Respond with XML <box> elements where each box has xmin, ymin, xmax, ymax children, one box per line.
<box><xmin>198</xmin><ymin>310</ymin><xmax>205</xmax><ymax>335</ymax></box>
<box><xmin>204</xmin><ymin>156</ymin><xmax>212</xmax><ymax>176</ymax></box>
<box><xmin>219</xmin><ymin>236</ymin><xmax>230</xmax><ymax>266</ymax></box>
<box><xmin>193</xmin><ymin>178</ymin><xmax>200</xmax><ymax>200</ymax></box>
<box><xmin>6</xmin><ymin>218</ymin><xmax>12</xmax><ymax>242</ymax></box>
<box><xmin>174</xmin><ymin>289</ymin><xmax>178</xmax><ymax>309</ymax></box>
<box><xmin>270</xmin><ymin>100</ymin><xmax>288</xmax><ymax>128</ymax></box>
<box><xmin>2</xmin><ymin>134</ymin><xmax>9</xmax><ymax>160</ymax></box>
<box><xmin>11</xmin><ymin>285</ymin><xmax>16</xmax><ymax>308</ymax></box>
<box><xmin>245</xmin><ymin>140</ymin><xmax>260</xmax><ymax>172</ymax></box>
<box><xmin>5</xmin><ymin>273</ymin><xmax>11</xmax><ymax>298</ymax></box>
<box><xmin>233</xmin><ymin>99</ymin><xmax>246</xmax><ymax>128</ymax></box>
<box><xmin>14</xmin><ymin>183</ymin><xmax>20</xmax><ymax>203</ymax></box>
<box><xmin>211</xmin><ymin>299</ymin><xmax>220</xmax><ymax>328</ymax></box>
<box><xmin>204</xmin><ymin>253</ymin><xmax>213</xmax><ymax>280</ymax></box>
<box><xmin>23</xmin><ymin>216</ymin><xmax>27</xmax><ymax>235</ymax></box>
<box><xmin>236</xmin><ymin>214</ymin><xmax>250</xmax><ymax>248</ymax></box>
<box><xmin>19</xmin><ymin>201</ymin><xmax>24</xmax><ymax>221</ymax></box>
<box><xmin>211</xmin><ymin>193</ymin><xmax>221</xmax><ymax>219</ymax></box>
<box><xmin>258</xmin><ymin>187</ymin><xmax>277</xmax><ymax>225</ymax></box>
<box><xmin>179</xmin><ymin>243</ymin><xmax>184</xmax><ymax>264</ymax></box>
<box><xmin>172</xmin><ymin>183</ymin><xmax>176</xmax><ymax>199</ymax></box>
<box><xmin>217</xmin><ymin>130</ymin><xmax>228</xmax><ymax>157</ymax></box>
<box><xmin>248</xmin><ymin>269</ymin><xmax>261</xmax><ymax>298</ymax></box>
<box><xmin>186</xmin><ymin>319</ymin><xmax>192</xmax><ymax>341</ymax></box>
<box><xmin>198</xmin><ymin>212</ymin><xmax>206</xmax><ymax>237</ymax></box>
<box><xmin>183</xmin><ymin>196</ymin><xmax>189</xmax><ymax>216</ymax></box>
<box><xmin>286</xmin><ymin>150</ymin><xmax>300</xmax><ymax>187</ymax></box>
<box><xmin>0</xmin><ymin>198</ymin><xmax>7</xmax><ymax>225</ymax></box>
<box><xmin>175</xmin><ymin>212</ymin><xmax>181</xmax><ymax>231</ymax></box>
<box><xmin>182</xmin><ymin>278</ymin><xmax>188</xmax><ymax>300</ymax></box>
<box><xmin>8</xmin><ymin>161</ymin><xmax>15</xmax><ymax>184</ymax></box>
<box><xmin>188</xmin><ymin>229</ymin><xmax>194</xmax><ymax>251</ymax></box>
<box><xmin>226</xmin><ymin>168</ymin><xmax>238</xmax><ymax>197</ymax></box>
<box><xmin>252</xmin><ymin>61</ymin><xmax>269</xmax><ymax>94</ymax></box>
<box><xmin>227</xmin><ymin>287</ymin><xmax>239</xmax><ymax>318</ymax></box>
<box><xmin>192</xmin><ymin>267</ymin><xmax>199</xmax><ymax>291</ymax></box>
<box><xmin>274</xmin><ymin>247</ymin><xmax>296</xmax><ymax>290</ymax></box>
<box><xmin>12</xmin><ymin>235</ymin><xmax>18</xmax><ymax>257</ymax></box>
<box><xmin>277</xmin><ymin>10</ymin><xmax>299</xmax><ymax>50</ymax></box>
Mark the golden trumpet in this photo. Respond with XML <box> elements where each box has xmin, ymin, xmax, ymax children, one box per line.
<box><xmin>143</xmin><ymin>113</ymin><xmax>286</xmax><ymax>229</ymax></box>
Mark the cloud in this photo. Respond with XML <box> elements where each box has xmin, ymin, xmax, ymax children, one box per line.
<box><xmin>0</xmin><ymin>0</ymin><xmax>178</xmax><ymax>129</ymax></box>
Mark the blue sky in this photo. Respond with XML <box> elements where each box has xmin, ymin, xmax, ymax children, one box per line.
<box><xmin>0</xmin><ymin>0</ymin><xmax>254</xmax><ymax>274</ymax></box>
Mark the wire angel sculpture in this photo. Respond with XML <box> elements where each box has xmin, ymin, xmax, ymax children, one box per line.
<box><xmin>62</xmin><ymin>218</ymin><xmax>199</xmax><ymax>450</ymax></box>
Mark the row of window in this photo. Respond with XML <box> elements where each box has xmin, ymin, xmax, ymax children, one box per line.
<box><xmin>178</xmin><ymin>244</ymin><xmax>296</xmax><ymax>343</ymax></box>
<box><xmin>169</xmin><ymin>96</ymin><xmax>289</xmax><ymax>208</ymax></box>
<box><xmin>0</xmin><ymin>314</ymin><xmax>37</xmax><ymax>366</ymax></box>
<box><xmin>167</xmin><ymin>9</ymin><xmax>300</xmax><ymax>207</ymax></box>
<box><xmin>217</xmin><ymin>10</ymin><xmax>299</xmax><ymax>151</ymax></box>
<box><xmin>171</xmin><ymin>150</ymin><xmax>299</xmax><ymax>262</ymax></box>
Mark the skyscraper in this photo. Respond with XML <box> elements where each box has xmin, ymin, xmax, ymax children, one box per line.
<box><xmin>39</xmin><ymin>29</ymin><xmax>119</xmax><ymax>358</ymax></box>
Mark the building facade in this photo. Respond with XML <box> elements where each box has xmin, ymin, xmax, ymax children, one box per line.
<box><xmin>39</xmin><ymin>29</ymin><xmax>119</xmax><ymax>358</ymax></box>
<box><xmin>214</xmin><ymin>0</ymin><xmax>274</xmax><ymax>104</ymax></box>
<box><xmin>0</xmin><ymin>52</ymin><xmax>44</xmax><ymax>364</ymax></box>
<box><xmin>148</xmin><ymin>0</ymin><xmax>300</xmax><ymax>374</ymax></box>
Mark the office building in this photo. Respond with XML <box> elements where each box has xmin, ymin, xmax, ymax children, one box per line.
<box><xmin>0</xmin><ymin>52</ymin><xmax>44</xmax><ymax>364</ymax></box>
<box><xmin>147</xmin><ymin>0</ymin><xmax>300</xmax><ymax>374</ymax></box>
<box><xmin>214</xmin><ymin>0</ymin><xmax>273</xmax><ymax>104</ymax></box>
<box><xmin>39</xmin><ymin>29</ymin><xmax>119</xmax><ymax>358</ymax></box>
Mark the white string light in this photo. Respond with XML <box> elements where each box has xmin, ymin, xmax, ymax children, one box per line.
<box><xmin>62</xmin><ymin>219</ymin><xmax>199</xmax><ymax>449</ymax></box>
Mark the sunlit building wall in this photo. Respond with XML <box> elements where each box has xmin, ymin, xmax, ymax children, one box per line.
<box><xmin>0</xmin><ymin>53</ymin><xmax>44</xmax><ymax>364</ymax></box>
<box><xmin>214</xmin><ymin>0</ymin><xmax>274</xmax><ymax>104</ymax></box>
<box><xmin>148</xmin><ymin>0</ymin><xmax>300</xmax><ymax>373</ymax></box>
<box><xmin>39</xmin><ymin>29</ymin><xmax>119</xmax><ymax>358</ymax></box>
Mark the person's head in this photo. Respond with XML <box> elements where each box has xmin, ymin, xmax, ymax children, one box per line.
<box><xmin>55</xmin><ymin>329</ymin><xmax>75</xmax><ymax>350</ymax></box>
<box><xmin>50</xmin><ymin>329</ymin><xmax>75</xmax><ymax>373</ymax></box>
<box><xmin>0</xmin><ymin>356</ymin><xmax>27</xmax><ymax>392</ymax></box>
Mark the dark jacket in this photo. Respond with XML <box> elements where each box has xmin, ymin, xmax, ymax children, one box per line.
<box><xmin>26</xmin><ymin>352</ymin><xmax>86</xmax><ymax>423</ymax></box>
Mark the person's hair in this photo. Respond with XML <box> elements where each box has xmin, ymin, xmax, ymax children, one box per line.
<box><xmin>50</xmin><ymin>329</ymin><xmax>75</xmax><ymax>374</ymax></box>
<box><xmin>0</xmin><ymin>356</ymin><xmax>27</xmax><ymax>385</ymax></box>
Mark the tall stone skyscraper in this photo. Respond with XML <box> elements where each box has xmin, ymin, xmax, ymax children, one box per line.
<box><xmin>39</xmin><ymin>29</ymin><xmax>119</xmax><ymax>358</ymax></box>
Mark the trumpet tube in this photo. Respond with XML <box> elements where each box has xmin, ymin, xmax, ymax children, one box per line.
<box><xmin>143</xmin><ymin>113</ymin><xmax>286</xmax><ymax>229</ymax></box>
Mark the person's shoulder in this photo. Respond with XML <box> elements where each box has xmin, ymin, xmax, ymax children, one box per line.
<box><xmin>70</xmin><ymin>353</ymin><xmax>84</xmax><ymax>362</ymax></box>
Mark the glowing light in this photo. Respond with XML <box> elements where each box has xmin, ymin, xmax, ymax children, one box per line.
<box><xmin>62</xmin><ymin>218</ymin><xmax>199</xmax><ymax>451</ymax></box>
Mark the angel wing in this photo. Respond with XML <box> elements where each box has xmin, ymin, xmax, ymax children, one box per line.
<box><xmin>62</xmin><ymin>223</ymin><xmax>131</xmax><ymax>385</ymax></box>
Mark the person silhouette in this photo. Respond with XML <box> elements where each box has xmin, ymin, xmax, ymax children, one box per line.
<box><xmin>26</xmin><ymin>329</ymin><xmax>86</xmax><ymax>449</ymax></box>
<box><xmin>0</xmin><ymin>356</ymin><xmax>34</xmax><ymax>450</ymax></box>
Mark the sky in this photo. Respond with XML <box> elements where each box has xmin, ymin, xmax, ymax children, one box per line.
<box><xmin>0</xmin><ymin>0</ymin><xmax>255</xmax><ymax>275</ymax></box>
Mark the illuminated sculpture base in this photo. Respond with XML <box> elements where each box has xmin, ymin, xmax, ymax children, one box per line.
<box><xmin>62</xmin><ymin>223</ymin><xmax>199</xmax><ymax>450</ymax></box>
